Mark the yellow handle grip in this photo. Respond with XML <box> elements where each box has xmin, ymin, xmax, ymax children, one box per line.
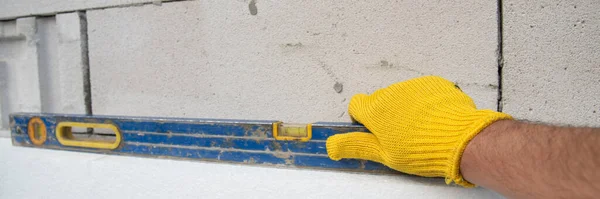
<box><xmin>56</xmin><ymin>122</ymin><xmax>122</xmax><ymax>149</ymax></box>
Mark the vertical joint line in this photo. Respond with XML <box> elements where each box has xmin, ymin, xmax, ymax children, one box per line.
<box><xmin>78</xmin><ymin>11</ymin><xmax>93</xmax><ymax>116</ymax></box>
<box><xmin>496</xmin><ymin>0</ymin><xmax>504</xmax><ymax>112</ymax></box>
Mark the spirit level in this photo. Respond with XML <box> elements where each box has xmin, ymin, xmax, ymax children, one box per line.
<box><xmin>10</xmin><ymin>113</ymin><xmax>392</xmax><ymax>172</ymax></box>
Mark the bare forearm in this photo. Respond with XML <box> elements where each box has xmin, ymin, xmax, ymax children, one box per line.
<box><xmin>461</xmin><ymin>120</ymin><xmax>600</xmax><ymax>198</ymax></box>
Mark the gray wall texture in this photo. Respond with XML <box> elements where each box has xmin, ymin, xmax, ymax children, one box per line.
<box><xmin>502</xmin><ymin>0</ymin><xmax>599</xmax><ymax>126</ymax></box>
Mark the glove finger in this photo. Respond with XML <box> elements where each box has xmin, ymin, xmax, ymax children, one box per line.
<box><xmin>326</xmin><ymin>132</ymin><xmax>386</xmax><ymax>164</ymax></box>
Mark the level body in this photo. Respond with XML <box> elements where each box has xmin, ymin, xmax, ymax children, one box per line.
<box><xmin>10</xmin><ymin>113</ymin><xmax>392</xmax><ymax>172</ymax></box>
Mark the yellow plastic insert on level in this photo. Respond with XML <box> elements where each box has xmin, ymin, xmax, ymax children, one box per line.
<box><xmin>272</xmin><ymin>122</ymin><xmax>312</xmax><ymax>142</ymax></box>
<box><xmin>56</xmin><ymin>122</ymin><xmax>122</xmax><ymax>149</ymax></box>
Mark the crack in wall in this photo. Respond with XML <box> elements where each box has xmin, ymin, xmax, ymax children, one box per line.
<box><xmin>496</xmin><ymin>0</ymin><xmax>504</xmax><ymax>112</ymax></box>
<box><xmin>79</xmin><ymin>11</ymin><xmax>92</xmax><ymax>115</ymax></box>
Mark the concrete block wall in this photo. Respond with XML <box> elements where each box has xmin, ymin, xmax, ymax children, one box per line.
<box><xmin>0</xmin><ymin>13</ymin><xmax>87</xmax><ymax>137</ymax></box>
<box><xmin>87</xmin><ymin>0</ymin><xmax>500</xmax><ymax>123</ymax></box>
<box><xmin>1</xmin><ymin>0</ymin><xmax>600</xmax><ymax>198</ymax></box>
<box><xmin>0</xmin><ymin>17</ymin><xmax>42</xmax><ymax>133</ymax></box>
<box><xmin>502</xmin><ymin>1</ymin><xmax>600</xmax><ymax>126</ymax></box>
<box><xmin>0</xmin><ymin>0</ymin><xmax>164</xmax><ymax>20</ymax></box>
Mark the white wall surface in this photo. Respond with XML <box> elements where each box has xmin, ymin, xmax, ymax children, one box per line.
<box><xmin>0</xmin><ymin>138</ymin><xmax>503</xmax><ymax>199</ymax></box>
<box><xmin>88</xmin><ymin>0</ymin><xmax>500</xmax><ymax>123</ymax></box>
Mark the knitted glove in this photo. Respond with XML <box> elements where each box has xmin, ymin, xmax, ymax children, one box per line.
<box><xmin>326</xmin><ymin>76</ymin><xmax>512</xmax><ymax>187</ymax></box>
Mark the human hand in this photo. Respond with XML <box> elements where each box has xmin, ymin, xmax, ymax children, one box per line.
<box><xmin>326</xmin><ymin>76</ymin><xmax>512</xmax><ymax>187</ymax></box>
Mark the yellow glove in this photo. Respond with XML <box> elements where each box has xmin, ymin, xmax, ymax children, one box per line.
<box><xmin>326</xmin><ymin>76</ymin><xmax>512</xmax><ymax>187</ymax></box>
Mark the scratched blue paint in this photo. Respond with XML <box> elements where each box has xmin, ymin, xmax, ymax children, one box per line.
<box><xmin>311</xmin><ymin>125</ymin><xmax>370</xmax><ymax>140</ymax></box>
<box><xmin>12</xmin><ymin>135</ymin><xmax>27</xmax><ymax>144</ymax></box>
<box><xmin>115</xmin><ymin>120</ymin><xmax>274</xmax><ymax>137</ymax></box>
<box><xmin>294</xmin><ymin>155</ymin><xmax>361</xmax><ymax>169</ymax></box>
<box><xmin>119</xmin><ymin>144</ymin><xmax>289</xmax><ymax>165</ymax></box>
<box><xmin>122</xmin><ymin>131</ymin><xmax>328</xmax><ymax>154</ymax></box>
<box><xmin>9</xmin><ymin>113</ymin><xmax>390</xmax><ymax>173</ymax></box>
<box><xmin>363</xmin><ymin>161</ymin><xmax>394</xmax><ymax>171</ymax></box>
<box><xmin>11</xmin><ymin>116</ymin><xmax>28</xmax><ymax>126</ymax></box>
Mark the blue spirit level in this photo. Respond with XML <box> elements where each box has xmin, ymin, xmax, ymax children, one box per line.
<box><xmin>10</xmin><ymin>113</ymin><xmax>393</xmax><ymax>173</ymax></box>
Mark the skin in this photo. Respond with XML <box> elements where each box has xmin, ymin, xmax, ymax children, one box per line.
<box><xmin>460</xmin><ymin>120</ymin><xmax>600</xmax><ymax>199</ymax></box>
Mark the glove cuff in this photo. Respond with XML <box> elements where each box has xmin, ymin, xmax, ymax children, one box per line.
<box><xmin>446</xmin><ymin>110</ymin><xmax>513</xmax><ymax>187</ymax></box>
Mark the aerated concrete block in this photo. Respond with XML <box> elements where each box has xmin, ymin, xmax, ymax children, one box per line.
<box><xmin>88</xmin><ymin>0</ymin><xmax>500</xmax><ymax>123</ymax></box>
<box><xmin>503</xmin><ymin>1</ymin><xmax>600</xmax><ymax>126</ymax></box>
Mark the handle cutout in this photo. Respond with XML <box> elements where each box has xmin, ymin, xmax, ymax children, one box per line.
<box><xmin>56</xmin><ymin>122</ymin><xmax>121</xmax><ymax>149</ymax></box>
